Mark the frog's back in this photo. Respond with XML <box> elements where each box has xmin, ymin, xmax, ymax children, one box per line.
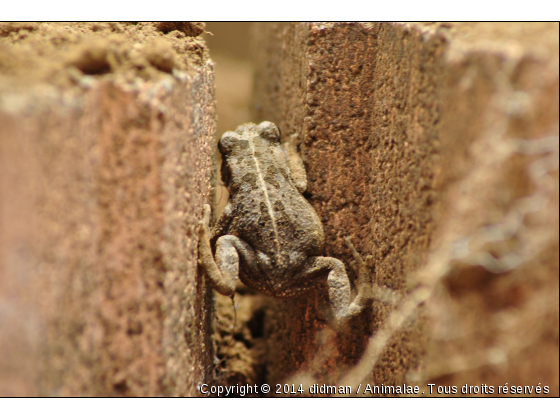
<box><xmin>230</xmin><ymin>176</ymin><xmax>324</xmax><ymax>256</ymax></box>
<box><xmin>221</xmin><ymin>121</ymin><xmax>325</xmax><ymax>262</ymax></box>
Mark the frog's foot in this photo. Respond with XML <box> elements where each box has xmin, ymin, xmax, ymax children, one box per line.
<box><xmin>344</xmin><ymin>236</ymin><xmax>374</xmax><ymax>318</ymax></box>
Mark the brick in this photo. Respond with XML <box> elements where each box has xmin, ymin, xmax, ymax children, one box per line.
<box><xmin>0</xmin><ymin>22</ymin><xmax>216</xmax><ymax>396</ymax></box>
<box><xmin>252</xmin><ymin>22</ymin><xmax>559</xmax><ymax>394</ymax></box>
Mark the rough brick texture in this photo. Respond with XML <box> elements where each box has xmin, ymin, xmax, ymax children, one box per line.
<box><xmin>251</xmin><ymin>22</ymin><xmax>559</xmax><ymax>395</ymax></box>
<box><xmin>0</xmin><ymin>23</ymin><xmax>216</xmax><ymax>396</ymax></box>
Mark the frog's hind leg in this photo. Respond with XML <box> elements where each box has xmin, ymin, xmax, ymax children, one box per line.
<box><xmin>292</xmin><ymin>256</ymin><xmax>352</xmax><ymax>322</ymax></box>
<box><xmin>293</xmin><ymin>243</ymin><xmax>373</xmax><ymax>323</ymax></box>
<box><xmin>198</xmin><ymin>204</ymin><xmax>259</xmax><ymax>296</ymax></box>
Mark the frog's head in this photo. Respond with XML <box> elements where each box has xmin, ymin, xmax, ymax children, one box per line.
<box><xmin>218</xmin><ymin>121</ymin><xmax>281</xmax><ymax>188</ymax></box>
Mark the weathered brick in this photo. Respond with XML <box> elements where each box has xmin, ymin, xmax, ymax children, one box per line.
<box><xmin>252</xmin><ymin>22</ymin><xmax>559</xmax><ymax>395</ymax></box>
<box><xmin>0</xmin><ymin>22</ymin><xmax>216</xmax><ymax>396</ymax></box>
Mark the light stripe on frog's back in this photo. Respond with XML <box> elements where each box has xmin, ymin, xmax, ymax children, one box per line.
<box><xmin>248</xmin><ymin>135</ymin><xmax>281</xmax><ymax>257</ymax></box>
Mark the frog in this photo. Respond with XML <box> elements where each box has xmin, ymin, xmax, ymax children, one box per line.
<box><xmin>198</xmin><ymin>121</ymin><xmax>372</xmax><ymax>323</ymax></box>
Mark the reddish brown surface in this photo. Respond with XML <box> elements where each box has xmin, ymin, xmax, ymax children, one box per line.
<box><xmin>426</xmin><ymin>22</ymin><xmax>559</xmax><ymax>395</ymax></box>
<box><xmin>0</xmin><ymin>22</ymin><xmax>216</xmax><ymax>396</ymax></box>
<box><xmin>251</xmin><ymin>22</ymin><xmax>437</xmax><ymax>390</ymax></box>
<box><xmin>250</xmin><ymin>22</ymin><xmax>559</xmax><ymax>395</ymax></box>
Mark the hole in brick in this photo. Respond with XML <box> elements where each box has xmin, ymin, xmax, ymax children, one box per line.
<box><xmin>248</xmin><ymin>308</ymin><xmax>265</xmax><ymax>339</ymax></box>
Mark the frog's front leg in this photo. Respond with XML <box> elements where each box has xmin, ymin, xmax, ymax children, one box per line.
<box><xmin>209</xmin><ymin>201</ymin><xmax>233</xmax><ymax>241</ymax></box>
<box><xmin>198</xmin><ymin>204</ymin><xmax>260</xmax><ymax>296</ymax></box>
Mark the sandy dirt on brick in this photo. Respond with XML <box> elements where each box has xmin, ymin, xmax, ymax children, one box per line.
<box><xmin>0</xmin><ymin>22</ymin><xmax>208</xmax><ymax>89</ymax></box>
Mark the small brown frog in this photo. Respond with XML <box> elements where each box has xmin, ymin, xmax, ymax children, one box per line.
<box><xmin>198</xmin><ymin>121</ymin><xmax>372</xmax><ymax>322</ymax></box>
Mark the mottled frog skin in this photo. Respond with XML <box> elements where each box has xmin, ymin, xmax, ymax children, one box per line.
<box><xmin>198</xmin><ymin>122</ymin><xmax>371</xmax><ymax>322</ymax></box>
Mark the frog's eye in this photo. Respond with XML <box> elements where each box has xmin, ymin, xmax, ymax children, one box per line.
<box><xmin>258</xmin><ymin>121</ymin><xmax>281</xmax><ymax>143</ymax></box>
<box><xmin>219</xmin><ymin>132</ymin><xmax>238</xmax><ymax>156</ymax></box>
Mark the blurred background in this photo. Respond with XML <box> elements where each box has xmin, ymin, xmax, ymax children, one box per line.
<box><xmin>204</xmin><ymin>23</ymin><xmax>254</xmax><ymax>137</ymax></box>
